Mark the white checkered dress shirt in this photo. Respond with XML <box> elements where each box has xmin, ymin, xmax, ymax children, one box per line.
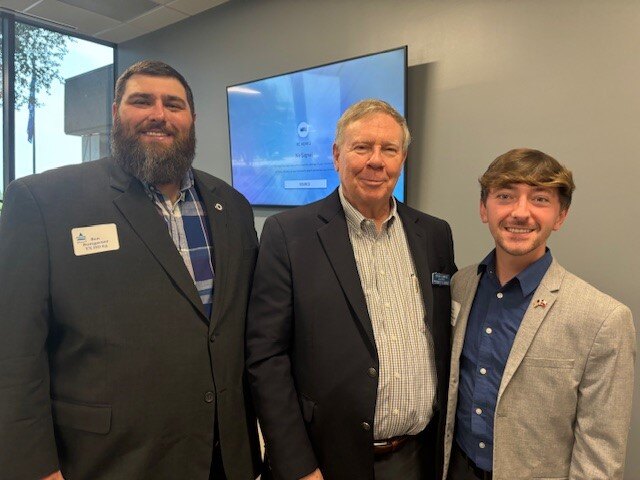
<box><xmin>339</xmin><ymin>187</ymin><xmax>437</xmax><ymax>440</ymax></box>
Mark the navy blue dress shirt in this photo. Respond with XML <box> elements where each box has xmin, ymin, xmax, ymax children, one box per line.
<box><xmin>455</xmin><ymin>249</ymin><xmax>552</xmax><ymax>471</ymax></box>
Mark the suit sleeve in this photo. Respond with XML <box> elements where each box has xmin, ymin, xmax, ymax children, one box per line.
<box><xmin>569</xmin><ymin>304</ymin><xmax>636</xmax><ymax>480</ymax></box>
<box><xmin>246</xmin><ymin>216</ymin><xmax>318</xmax><ymax>480</ymax></box>
<box><xmin>0</xmin><ymin>179</ymin><xmax>59</xmax><ymax>479</ymax></box>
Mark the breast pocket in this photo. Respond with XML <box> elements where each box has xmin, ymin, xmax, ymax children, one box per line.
<box><xmin>521</xmin><ymin>357</ymin><xmax>575</xmax><ymax>369</ymax></box>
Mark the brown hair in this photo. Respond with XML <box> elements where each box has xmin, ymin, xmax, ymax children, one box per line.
<box><xmin>114</xmin><ymin>60</ymin><xmax>195</xmax><ymax>115</ymax></box>
<box><xmin>334</xmin><ymin>99</ymin><xmax>410</xmax><ymax>151</ymax></box>
<box><xmin>479</xmin><ymin>148</ymin><xmax>575</xmax><ymax>210</ymax></box>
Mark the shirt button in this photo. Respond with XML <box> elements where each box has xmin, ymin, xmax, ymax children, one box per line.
<box><xmin>204</xmin><ymin>391</ymin><xmax>215</xmax><ymax>403</ymax></box>
<box><xmin>485</xmin><ymin>327</ymin><xmax>493</xmax><ymax>334</ymax></box>
<box><xmin>379</xmin><ymin>270</ymin><xmax>386</xmax><ymax>275</ymax></box>
<box><xmin>390</xmin><ymin>334</ymin><xmax>397</xmax><ymax>341</ymax></box>
<box><xmin>393</xmin><ymin>409</ymin><xmax>399</xmax><ymax>415</ymax></box>
<box><xmin>368</xmin><ymin>367</ymin><xmax>378</xmax><ymax>378</ymax></box>
<box><xmin>394</xmin><ymin>372</ymin><xmax>401</xmax><ymax>379</ymax></box>
<box><xmin>479</xmin><ymin>442</ymin><xmax>486</xmax><ymax>449</ymax></box>
<box><xmin>496</xmin><ymin>292</ymin><xmax>504</xmax><ymax>299</ymax></box>
<box><xmin>475</xmin><ymin>408</ymin><xmax>483</xmax><ymax>415</ymax></box>
<box><xmin>384</xmin><ymin>303</ymin><xmax>391</xmax><ymax>308</ymax></box>
<box><xmin>479</xmin><ymin>367</ymin><xmax>487</xmax><ymax>375</ymax></box>
<box><xmin>362</xmin><ymin>422</ymin><xmax>371</xmax><ymax>431</ymax></box>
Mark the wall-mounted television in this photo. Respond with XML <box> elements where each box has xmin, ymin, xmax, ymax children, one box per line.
<box><xmin>226</xmin><ymin>46</ymin><xmax>407</xmax><ymax>207</ymax></box>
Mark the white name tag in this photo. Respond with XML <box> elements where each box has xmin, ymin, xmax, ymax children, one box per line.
<box><xmin>71</xmin><ymin>223</ymin><xmax>120</xmax><ymax>256</ymax></box>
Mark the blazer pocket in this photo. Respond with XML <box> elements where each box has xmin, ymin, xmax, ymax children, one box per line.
<box><xmin>52</xmin><ymin>398</ymin><xmax>112</xmax><ymax>434</ymax></box>
<box><xmin>521</xmin><ymin>357</ymin><xmax>575</xmax><ymax>369</ymax></box>
<box><xmin>298</xmin><ymin>394</ymin><xmax>316</xmax><ymax>423</ymax></box>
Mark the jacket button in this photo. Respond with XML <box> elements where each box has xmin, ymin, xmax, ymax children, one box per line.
<box><xmin>367</xmin><ymin>367</ymin><xmax>377</xmax><ymax>378</ymax></box>
<box><xmin>204</xmin><ymin>391</ymin><xmax>215</xmax><ymax>403</ymax></box>
<box><xmin>362</xmin><ymin>422</ymin><xmax>371</xmax><ymax>431</ymax></box>
<box><xmin>209</xmin><ymin>333</ymin><xmax>216</xmax><ymax>343</ymax></box>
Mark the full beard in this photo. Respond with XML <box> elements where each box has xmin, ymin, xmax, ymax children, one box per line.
<box><xmin>111</xmin><ymin>116</ymin><xmax>196</xmax><ymax>186</ymax></box>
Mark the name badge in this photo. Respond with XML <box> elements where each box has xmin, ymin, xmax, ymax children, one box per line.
<box><xmin>431</xmin><ymin>272</ymin><xmax>451</xmax><ymax>286</ymax></box>
<box><xmin>71</xmin><ymin>223</ymin><xmax>120</xmax><ymax>256</ymax></box>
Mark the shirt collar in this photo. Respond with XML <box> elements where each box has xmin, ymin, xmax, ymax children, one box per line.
<box><xmin>478</xmin><ymin>248</ymin><xmax>553</xmax><ymax>296</ymax></box>
<box><xmin>338</xmin><ymin>186</ymin><xmax>397</xmax><ymax>232</ymax></box>
<box><xmin>143</xmin><ymin>169</ymin><xmax>194</xmax><ymax>200</ymax></box>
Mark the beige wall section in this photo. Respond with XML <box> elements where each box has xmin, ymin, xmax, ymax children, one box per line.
<box><xmin>119</xmin><ymin>0</ymin><xmax>639</xmax><ymax>477</ymax></box>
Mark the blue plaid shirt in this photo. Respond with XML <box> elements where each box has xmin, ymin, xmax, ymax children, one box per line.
<box><xmin>144</xmin><ymin>170</ymin><xmax>215</xmax><ymax>319</ymax></box>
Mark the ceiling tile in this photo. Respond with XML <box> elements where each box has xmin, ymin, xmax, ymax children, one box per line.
<box><xmin>0</xmin><ymin>0</ymin><xmax>40</xmax><ymax>11</ymax></box>
<box><xmin>166</xmin><ymin>0</ymin><xmax>227</xmax><ymax>16</ymax></box>
<box><xmin>57</xmin><ymin>0</ymin><xmax>159</xmax><ymax>22</ymax></box>
<box><xmin>95</xmin><ymin>22</ymin><xmax>145</xmax><ymax>44</ymax></box>
<box><xmin>126</xmin><ymin>5</ymin><xmax>187</xmax><ymax>32</ymax></box>
<box><xmin>27</xmin><ymin>0</ymin><xmax>120</xmax><ymax>35</ymax></box>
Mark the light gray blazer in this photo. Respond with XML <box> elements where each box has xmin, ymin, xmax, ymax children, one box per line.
<box><xmin>443</xmin><ymin>259</ymin><xmax>635</xmax><ymax>480</ymax></box>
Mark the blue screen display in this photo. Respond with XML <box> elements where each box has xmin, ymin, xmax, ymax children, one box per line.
<box><xmin>227</xmin><ymin>48</ymin><xmax>406</xmax><ymax>206</ymax></box>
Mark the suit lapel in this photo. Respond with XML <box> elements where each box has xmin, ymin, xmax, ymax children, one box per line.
<box><xmin>451</xmin><ymin>270</ymin><xmax>482</xmax><ymax>361</ymax></box>
<box><xmin>110</xmin><ymin>161</ymin><xmax>207</xmax><ymax>320</ymax></box>
<box><xmin>497</xmin><ymin>260</ymin><xmax>565</xmax><ymax>400</ymax></box>
<box><xmin>194</xmin><ymin>171</ymin><xmax>230</xmax><ymax>329</ymax></box>
<box><xmin>316</xmin><ymin>191</ymin><xmax>376</xmax><ymax>350</ymax></box>
<box><xmin>397</xmin><ymin>203</ymin><xmax>435</xmax><ymax>333</ymax></box>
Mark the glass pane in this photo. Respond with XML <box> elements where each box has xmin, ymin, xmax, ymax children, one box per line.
<box><xmin>14</xmin><ymin>23</ymin><xmax>113</xmax><ymax>179</ymax></box>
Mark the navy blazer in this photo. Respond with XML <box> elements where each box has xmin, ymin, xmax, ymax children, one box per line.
<box><xmin>246</xmin><ymin>189</ymin><xmax>456</xmax><ymax>480</ymax></box>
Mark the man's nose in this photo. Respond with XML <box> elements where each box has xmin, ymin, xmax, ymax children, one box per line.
<box><xmin>367</xmin><ymin>147</ymin><xmax>384</xmax><ymax>168</ymax></box>
<box><xmin>511</xmin><ymin>196</ymin><xmax>531</xmax><ymax>218</ymax></box>
<box><xmin>148</xmin><ymin>100</ymin><xmax>166</xmax><ymax>121</ymax></box>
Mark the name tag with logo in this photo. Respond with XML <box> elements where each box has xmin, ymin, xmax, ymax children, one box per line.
<box><xmin>431</xmin><ymin>272</ymin><xmax>451</xmax><ymax>286</ymax></box>
<box><xmin>71</xmin><ymin>224</ymin><xmax>120</xmax><ymax>256</ymax></box>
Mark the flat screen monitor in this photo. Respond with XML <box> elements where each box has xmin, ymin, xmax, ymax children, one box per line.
<box><xmin>226</xmin><ymin>46</ymin><xmax>407</xmax><ymax>207</ymax></box>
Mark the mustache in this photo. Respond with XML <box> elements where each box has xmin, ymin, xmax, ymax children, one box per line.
<box><xmin>135</xmin><ymin>120</ymin><xmax>176</xmax><ymax>135</ymax></box>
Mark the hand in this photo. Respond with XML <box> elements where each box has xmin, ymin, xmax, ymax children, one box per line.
<box><xmin>41</xmin><ymin>471</ymin><xmax>64</xmax><ymax>480</ymax></box>
<box><xmin>300</xmin><ymin>468</ymin><xmax>323</xmax><ymax>480</ymax></box>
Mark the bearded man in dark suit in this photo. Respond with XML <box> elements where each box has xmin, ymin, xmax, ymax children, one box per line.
<box><xmin>0</xmin><ymin>60</ymin><xmax>261</xmax><ymax>480</ymax></box>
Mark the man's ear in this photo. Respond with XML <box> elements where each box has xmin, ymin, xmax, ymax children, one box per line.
<box><xmin>553</xmin><ymin>207</ymin><xmax>569</xmax><ymax>231</ymax></box>
<box><xmin>479</xmin><ymin>199</ymin><xmax>488</xmax><ymax>223</ymax></box>
<box><xmin>332</xmin><ymin>143</ymin><xmax>340</xmax><ymax>172</ymax></box>
<box><xmin>111</xmin><ymin>102</ymin><xmax>118</xmax><ymax>120</ymax></box>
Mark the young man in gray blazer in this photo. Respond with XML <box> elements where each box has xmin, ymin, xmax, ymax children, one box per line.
<box><xmin>0</xmin><ymin>61</ymin><xmax>261</xmax><ymax>480</ymax></box>
<box><xmin>443</xmin><ymin>149</ymin><xmax>635</xmax><ymax>480</ymax></box>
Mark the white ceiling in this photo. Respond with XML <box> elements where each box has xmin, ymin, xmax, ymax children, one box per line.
<box><xmin>0</xmin><ymin>0</ymin><xmax>229</xmax><ymax>43</ymax></box>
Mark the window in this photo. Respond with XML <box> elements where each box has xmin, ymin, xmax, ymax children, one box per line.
<box><xmin>0</xmin><ymin>13</ymin><xmax>115</xmax><ymax>206</ymax></box>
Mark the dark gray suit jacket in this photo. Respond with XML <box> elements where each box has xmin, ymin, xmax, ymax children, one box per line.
<box><xmin>0</xmin><ymin>158</ymin><xmax>261</xmax><ymax>480</ymax></box>
<box><xmin>246</xmin><ymin>190</ymin><xmax>456</xmax><ymax>480</ymax></box>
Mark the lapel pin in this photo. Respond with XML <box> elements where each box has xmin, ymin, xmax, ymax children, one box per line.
<box><xmin>215</xmin><ymin>203</ymin><xmax>223</xmax><ymax>211</ymax></box>
<box><xmin>534</xmin><ymin>299</ymin><xmax>547</xmax><ymax>309</ymax></box>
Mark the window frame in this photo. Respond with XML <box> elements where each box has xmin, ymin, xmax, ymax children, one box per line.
<box><xmin>1</xmin><ymin>10</ymin><xmax>117</xmax><ymax>192</ymax></box>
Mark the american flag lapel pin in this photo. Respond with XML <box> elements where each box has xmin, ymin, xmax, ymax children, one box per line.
<box><xmin>534</xmin><ymin>299</ymin><xmax>547</xmax><ymax>309</ymax></box>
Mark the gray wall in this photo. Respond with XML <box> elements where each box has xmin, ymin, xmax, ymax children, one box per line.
<box><xmin>119</xmin><ymin>0</ymin><xmax>640</xmax><ymax>476</ymax></box>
